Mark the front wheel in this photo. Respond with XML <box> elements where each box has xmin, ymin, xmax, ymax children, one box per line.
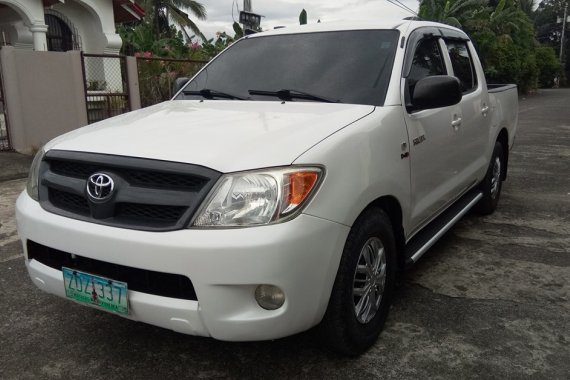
<box><xmin>320</xmin><ymin>208</ymin><xmax>397</xmax><ymax>356</ymax></box>
<box><xmin>476</xmin><ymin>141</ymin><xmax>505</xmax><ymax>215</ymax></box>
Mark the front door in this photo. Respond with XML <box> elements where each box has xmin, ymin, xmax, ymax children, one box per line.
<box><xmin>403</xmin><ymin>37</ymin><xmax>463</xmax><ymax>234</ymax></box>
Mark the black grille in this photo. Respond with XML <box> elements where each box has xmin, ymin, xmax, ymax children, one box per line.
<box><xmin>50</xmin><ymin>159</ymin><xmax>99</xmax><ymax>179</ymax></box>
<box><xmin>117</xmin><ymin>203</ymin><xmax>186</xmax><ymax>222</ymax></box>
<box><xmin>50</xmin><ymin>159</ymin><xmax>207</xmax><ymax>190</ymax></box>
<box><xmin>128</xmin><ymin>171</ymin><xmax>206</xmax><ymax>189</ymax></box>
<box><xmin>39</xmin><ymin>150</ymin><xmax>221</xmax><ymax>231</ymax></box>
<box><xmin>27</xmin><ymin>240</ymin><xmax>197</xmax><ymax>301</ymax></box>
<box><xmin>49</xmin><ymin>188</ymin><xmax>90</xmax><ymax>215</ymax></box>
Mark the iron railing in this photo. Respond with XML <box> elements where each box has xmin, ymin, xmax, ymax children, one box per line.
<box><xmin>81</xmin><ymin>53</ymin><xmax>130</xmax><ymax>124</ymax></box>
<box><xmin>0</xmin><ymin>63</ymin><xmax>11</xmax><ymax>151</ymax></box>
<box><xmin>136</xmin><ymin>57</ymin><xmax>207</xmax><ymax>108</ymax></box>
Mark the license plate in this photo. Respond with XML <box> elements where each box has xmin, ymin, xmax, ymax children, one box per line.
<box><xmin>62</xmin><ymin>267</ymin><xmax>129</xmax><ymax>315</ymax></box>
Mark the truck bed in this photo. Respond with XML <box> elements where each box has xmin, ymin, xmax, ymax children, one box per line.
<box><xmin>488</xmin><ymin>84</ymin><xmax>518</xmax><ymax>150</ymax></box>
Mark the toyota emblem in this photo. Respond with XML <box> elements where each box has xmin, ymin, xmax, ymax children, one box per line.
<box><xmin>87</xmin><ymin>173</ymin><xmax>114</xmax><ymax>201</ymax></box>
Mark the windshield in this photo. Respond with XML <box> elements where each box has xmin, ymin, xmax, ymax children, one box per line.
<box><xmin>175</xmin><ymin>30</ymin><xmax>399</xmax><ymax>106</ymax></box>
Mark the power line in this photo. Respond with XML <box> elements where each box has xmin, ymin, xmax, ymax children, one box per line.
<box><xmin>385</xmin><ymin>0</ymin><xmax>412</xmax><ymax>14</ymax></box>
<box><xmin>386</xmin><ymin>0</ymin><xmax>418</xmax><ymax>17</ymax></box>
<box><xmin>231</xmin><ymin>0</ymin><xmax>240</xmax><ymax>23</ymax></box>
<box><xmin>389</xmin><ymin>0</ymin><xmax>418</xmax><ymax>16</ymax></box>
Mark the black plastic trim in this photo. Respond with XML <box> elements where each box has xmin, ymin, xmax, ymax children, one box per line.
<box><xmin>402</xmin><ymin>26</ymin><xmax>470</xmax><ymax>79</ymax></box>
<box><xmin>27</xmin><ymin>240</ymin><xmax>198</xmax><ymax>301</ymax></box>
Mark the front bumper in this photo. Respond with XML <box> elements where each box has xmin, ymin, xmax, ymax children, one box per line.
<box><xmin>16</xmin><ymin>192</ymin><xmax>350</xmax><ymax>341</ymax></box>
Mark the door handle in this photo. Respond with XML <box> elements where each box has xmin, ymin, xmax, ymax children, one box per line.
<box><xmin>451</xmin><ymin>117</ymin><xmax>462</xmax><ymax>129</ymax></box>
<box><xmin>481</xmin><ymin>105</ymin><xmax>489</xmax><ymax>116</ymax></box>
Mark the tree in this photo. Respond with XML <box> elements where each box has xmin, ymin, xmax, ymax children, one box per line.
<box><xmin>535</xmin><ymin>45</ymin><xmax>562</xmax><ymax>86</ymax></box>
<box><xmin>138</xmin><ymin>0</ymin><xmax>207</xmax><ymax>40</ymax></box>
<box><xmin>487</xmin><ymin>0</ymin><xmax>534</xmax><ymax>36</ymax></box>
<box><xmin>419</xmin><ymin>0</ymin><xmax>542</xmax><ymax>92</ymax></box>
<box><xmin>117</xmin><ymin>22</ymin><xmax>190</xmax><ymax>57</ymax></box>
<box><xmin>418</xmin><ymin>0</ymin><xmax>487</xmax><ymax>27</ymax></box>
<box><xmin>299</xmin><ymin>9</ymin><xmax>308</xmax><ymax>25</ymax></box>
<box><xmin>465</xmin><ymin>0</ymin><xmax>539</xmax><ymax>91</ymax></box>
<box><xmin>518</xmin><ymin>0</ymin><xmax>536</xmax><ymax>17</ymax></box>
<box><xmin>195</xmin><ymin>22</ymin><xmax>246</xmax><ymax>60</ymax></box>
<box><xmin>534</xmin><ymin>0</ymin><xmax>569</xmax><ymax>83</ymax></box>
<box><xmin>535</xmin><ymin>0</ymin><xmax>568</xmax><ymax>52</ymax></box>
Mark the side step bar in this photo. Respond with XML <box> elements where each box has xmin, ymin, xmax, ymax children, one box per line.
<box><xmin>405</xmin><ymin>190</ymin><xmax>483</xmax><ymax>266</ymax></box>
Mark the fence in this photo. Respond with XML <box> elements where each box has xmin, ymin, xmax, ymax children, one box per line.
<box><xmin>136</xmin><ymin>57</ymin><xmax>207</xmax><ymax>108</ymax></box>
<box><xmin>0</xmin><ymin>66</ymin><xmax>11</xmax><ymax>151</ymax></box>
<box><xmin>81</xmin><ymin>53</ymin><xmax>130</xmax><ymax>124</ymax></box>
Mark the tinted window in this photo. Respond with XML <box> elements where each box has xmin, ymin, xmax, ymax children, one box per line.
<box><xmin>176</xmin><ymin>30</ymin><xmax>399</xmax><ymax>106</ymax></box>
<box><xmin>408</xmin><ymin>38</ymin><xmax>445</xmax><ymax>96</ymax></box>
<box><xmin>446</xmin><ymin>41</ymin><xmax>476</xmax><ymax>92</ymax></box>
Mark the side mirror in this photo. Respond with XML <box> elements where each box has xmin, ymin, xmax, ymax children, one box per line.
<box><xmin>410</xmin><ymin>75</ymin><xmax>462</xmax><ymax>111</ymax></box>
<box><xmin>172</xmin><ymin>77</ymin><xmax>190</xmax><ymax>95</ymax></box>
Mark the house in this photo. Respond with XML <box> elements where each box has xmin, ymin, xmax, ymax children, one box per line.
<box><xmin>0</xmin><ymin>1</ymin><xmax>144</xmax><ymax>153</ymax></box>
<box><xmin>0</xmin><ymin>0</ymin><xmax>144</xmax><ymax>53</ymax></box>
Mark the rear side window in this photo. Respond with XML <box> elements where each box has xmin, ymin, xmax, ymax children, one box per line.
<box><xmin>445</xmin><ymin>41</ymin><xmax>477</xmax><ymax>92</ymax></box>
<box><xmin>408</xmin><ymin>38</ymin><xmax>445</xmax><ymax>96</ymax></box>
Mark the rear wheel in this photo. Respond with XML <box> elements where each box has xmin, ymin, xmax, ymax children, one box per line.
<box><xmin>320</xmin><ymin>208</ymin><xmax>397</xmax><ymax>356</ymax></box>
<box><xmin>477</xmin><ymin>141</ymin><xmax>505</xmax><ymax>215</ymax></box>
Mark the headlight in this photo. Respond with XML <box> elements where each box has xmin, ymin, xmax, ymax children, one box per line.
<box><xmin>192</xmin><ymin>166</ymin><xmax>323</xmax><ymax>227</ymax></box>
<box><xmin>26</xmin><ymin>147</ymin><xmax>46</xmax><ymax>202</ymax></box>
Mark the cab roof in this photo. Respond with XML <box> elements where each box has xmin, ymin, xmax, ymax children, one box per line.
<box><xmin>248</xmin><ymin>19</ymin><xmax>466</xmax><ymax>39</ymax></box>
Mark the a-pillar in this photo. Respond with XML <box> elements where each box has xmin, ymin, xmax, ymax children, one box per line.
<box><xmin>29</xmin><ymin>23</ymin><xmax>48</xmax><ymax>51</ymax></box>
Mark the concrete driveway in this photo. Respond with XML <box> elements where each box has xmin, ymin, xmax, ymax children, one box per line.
<box><xmin>0</xmin><ymin>89</ymin><xmax>568</xmax><ymax>379</ymax></box>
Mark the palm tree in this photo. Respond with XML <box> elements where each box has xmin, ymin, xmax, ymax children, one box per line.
<box><xmin>518</xmin><ymin>0</ymin><xmax>536</xmax><ymax>17</ymax></box>
<box><xmin>419</xmin><ymin>0</ymin><xmax>488</xmax><ymax>27</ymax></box>
<box><xmin>139</xmin><ymin>0</ymin><xmax>207</xmax><ymax>40</ymax></box>
<box><xmin>487</xmin><ymin>0</ymin><xmax>533</xmax><ymax>36</ymax></box>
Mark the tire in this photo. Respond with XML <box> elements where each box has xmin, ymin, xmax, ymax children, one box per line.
<box><xmin>476</xmin><ymin>141</ymin><xmax>505</xmax><ymax>215</ymax></box>
<box><xmin>320</xmin><ymin>208</ymin><xmax>397</xmax><ymax>356</ymax></box>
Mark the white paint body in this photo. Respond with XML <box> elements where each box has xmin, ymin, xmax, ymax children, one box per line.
<box><xmin>16</xmin><ymin>20</ymin><xmax>518</xmax><ymax>340</ymax></box>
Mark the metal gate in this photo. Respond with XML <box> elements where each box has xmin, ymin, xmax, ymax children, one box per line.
<box><xmin>0</xmin><ymin>65</ymin><xmax>11</xmax><ymax>151</ymax></box>
<box><xmin>81</xmin><ymin>53</ymin><xmax>130</xmax><ymax>124</ymax></box>
<box><xmin>136</xmin><ymin>56</ymin><xmax>207</xmax><ymax>108</ymax></box>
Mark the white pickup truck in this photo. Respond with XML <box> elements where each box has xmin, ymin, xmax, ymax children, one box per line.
<box><xmin>17</xmin><ymin>20</ymin><xmax>518</xmax><ymax>355</ymax></box>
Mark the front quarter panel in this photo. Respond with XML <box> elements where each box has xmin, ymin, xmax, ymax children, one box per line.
<box><xmin>295</xmin><ymin>106</ymin><xmax>411</xmax><ymax>232</ymax></box>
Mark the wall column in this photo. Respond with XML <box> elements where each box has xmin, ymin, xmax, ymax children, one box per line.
<box><xmin>29</xmin><ymin>23</ymin><xmax>48</xmax><ymax>51</ymax></box>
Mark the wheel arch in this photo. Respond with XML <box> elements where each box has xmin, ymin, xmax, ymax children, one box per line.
<box><xmin>497</xmin><ymin>128</ymin><xmax>509</xmax><ymax>180</ymax></box>
<box><xmin>358</xmin><ymin>195</ymin><xmax>406</xmax><ymax>271</ymax></box>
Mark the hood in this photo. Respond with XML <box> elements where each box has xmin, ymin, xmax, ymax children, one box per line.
<box><xmin>47</xmin><ymin>100</ymin><xmax>374</xmax><ymax>173</ymax></box>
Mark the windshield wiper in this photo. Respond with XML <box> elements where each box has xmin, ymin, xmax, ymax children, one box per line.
<box><xmin>248</xmin><ymin>89</ymin><xmax>340</xmax><ymax>103</ymax></box>
<box><xmin>183</xmin><ymin>88</ymin><xmax>245</xmax><ymax>100</ymax></box>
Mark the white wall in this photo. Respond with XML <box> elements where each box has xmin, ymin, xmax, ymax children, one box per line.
<box><xmin>0</xmin><ymin>6</ymin><xmax>32</xmax><ymax>49</ymax></box>
<box><xmin>0</xmin><ymin>47</ymin><xmax>88</xmax><ymax>153</ymax></box>
<box><xmin>0</xmin><ymin>0</ymin><xmax>46</xmax><ymax>49</ymax></box>
<box><xmin>0</xmin><ymin>0</ymin><xmax>45</xmax><ymax>25</ymax></box>
<box><xmin>0</xmin><ymin>0</ymin><xmax>122</xmax><ymax>53</ymax></box>
<box><xmin>51</xmin><ymin>0</ymin><xmax>121</xmax><ymax>54</ymax></box>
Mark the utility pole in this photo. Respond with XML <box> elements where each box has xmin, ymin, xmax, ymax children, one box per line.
<box><xmin>561</xmin><ymin>4</ymin><xmax>568</xmax><ymax>62</ymax></box>
<box><xmin>240</xmin><ymin>0</ymin><xmax>262</xmax><ymax>34</ymax></box>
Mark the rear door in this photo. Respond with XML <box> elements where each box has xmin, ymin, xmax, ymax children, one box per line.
<box><xmin>443</xmin><ymin>38</ymin><xmax>490</xmax><ymax>188</ymax></box>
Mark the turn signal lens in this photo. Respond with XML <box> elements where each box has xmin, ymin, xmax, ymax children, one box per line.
<box><xmin>282</xmin><ymin>171</ymin><xmax>320</xmax><ymax>214</ymax></box>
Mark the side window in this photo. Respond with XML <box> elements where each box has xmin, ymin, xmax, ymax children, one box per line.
<box><xmin>408</xmin><ymin>38</ymin><xmax>445</xmax><ymax>96</ymax></box>
<box><xmin>445</xmin><ymin>40</ymin><xmax>477</xmax><ymax>93</ymax></box>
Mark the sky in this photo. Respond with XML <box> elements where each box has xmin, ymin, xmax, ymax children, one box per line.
<box><xmin>192</xmin><ymin>0</ymin><xmax>420</xmax><ymax>40</ymax></box>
